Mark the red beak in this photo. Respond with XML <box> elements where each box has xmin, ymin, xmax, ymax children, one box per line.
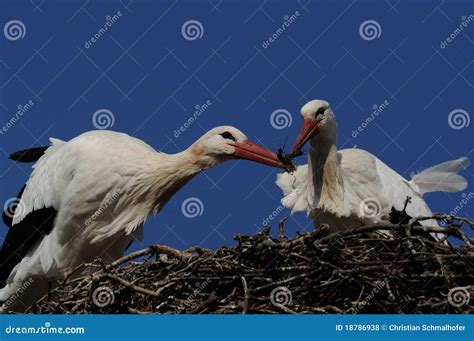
<box><xmin>291</xmin><ymin>118</ymin><xmax>322</xmax><ymax>154</ymax></box>
<box><xmin>231</xmin><ymin>140</ymin><xmax>284</xmax><ymax>168</ymax></box>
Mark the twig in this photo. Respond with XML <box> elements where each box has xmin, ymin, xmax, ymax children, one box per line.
<box><xmin>278</xmin><ymin>217</ymin><xmax>288</xmax><ymax>241</ymax></box>
<box><xmin>99</xmin><ymin>273</ymin><xmax>162</xmax><ymax>298</ymax></box>
<box><xmin>27</xmin><ymin>215</ymin><xmax>474</xmax><ymax>315</ymax></box>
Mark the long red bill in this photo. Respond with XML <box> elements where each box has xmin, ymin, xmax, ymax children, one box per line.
<box><xmin>291</xmin><ymin>118</ymin><xmax>322</xmax><ymax>154</ymax></box>
<box><xmin>232</xmin><ymin>140</ymin><xmax>284</xmax><ymax>168</ymax></box>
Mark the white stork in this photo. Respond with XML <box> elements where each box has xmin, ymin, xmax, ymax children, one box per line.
<box><xmin>277</xmin><ymin>99</ymin><xmax>470</xmax><ymax>234</ymax></box>
<box><xmin>0</xmin><ymin>127</ymin><xmax>283</xmax><ymax>311</ymax></box>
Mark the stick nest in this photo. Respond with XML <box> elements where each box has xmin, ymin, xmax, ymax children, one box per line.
<box><xmin>27</xmin><ymin>215</ymin><xmax>473</xmax><ymax>314</ymax></box>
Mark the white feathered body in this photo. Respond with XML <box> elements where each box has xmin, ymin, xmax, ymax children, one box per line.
<box><xmin>278</xmin><ymin>140</ymin><xmax>469</xmax><ymax>233</ymax></box>
<box><xmin>1</xmin><ymin>131</ymin><xmax>201</xmax><ymax>307</ymax></box>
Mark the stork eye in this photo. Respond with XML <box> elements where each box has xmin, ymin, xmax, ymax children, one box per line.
<box><xmin>316</xmin><ymin>107</ymin><xmax>325</xmax><ymax>117</ymax></box>
<box><xmin>220</xmin><ymin>131</ymin><xmax>236</xmax><ymax>141</ymax></box>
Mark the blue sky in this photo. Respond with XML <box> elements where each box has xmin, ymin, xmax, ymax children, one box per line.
<box><xmin>0</xmin><ymin>0</ymin><xmax>472</xmax><ymax>253</ymax></box>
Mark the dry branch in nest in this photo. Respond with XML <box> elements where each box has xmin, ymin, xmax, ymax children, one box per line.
<box><xmin>27</xmin><ymin>215</ymin><xmax>473</xmax><ymax>314</ymax></box>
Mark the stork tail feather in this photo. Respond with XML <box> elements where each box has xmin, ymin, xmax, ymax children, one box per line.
<box><xmin>410</xmin><ymin>157</ymin><xmax>470</xmax><ymax>195</ymax></box>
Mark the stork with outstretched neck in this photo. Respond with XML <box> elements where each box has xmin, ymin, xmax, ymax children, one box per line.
<box><xmin>277</xmin><ymin>100</ymin><xmax>470</xmax><ymax>234</ymax></box>
<box><xmin>0</xmin><ymin>127</ymin><xmax>284</xmax><ymax>311</ymax></box>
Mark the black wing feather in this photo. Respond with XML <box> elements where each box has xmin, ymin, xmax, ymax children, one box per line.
<box><xmin>0</xmin><ymin>207</ymin><xmax>57</xmax><ymax>286</ymax></box>
<box><xmin>9</xmin><ymin>146</ymin><xmax>49</xmax><ymax>163</ymax></box>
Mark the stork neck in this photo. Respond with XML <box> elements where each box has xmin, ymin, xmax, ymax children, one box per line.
<box><xmin>171</xmin><ymin>149</ymin><xmax>211</xmax><ymax>174</ymax></box>
<box><xmin>307</xmin><ymin>131</ymin><xmax>343</xmax><ymax>211</ymax></box>
<box><xmin>132</xmin><ymin>149</ymin><xmax>208</xmax><ymax>216</ymax></box>
<box><xmin>157</xmin><ymin>148</ymin><xmax>211</xmax><ymax>189</ymax></box>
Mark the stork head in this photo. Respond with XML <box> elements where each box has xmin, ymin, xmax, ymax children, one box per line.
<box><xmin>191</xmin><ymin>126</ymin><xmax>284</xmax><ymax>169</ymax></box>
<box><xmin>291</xmin><ymin>99</ymin><xmax>335</xmax><ymax>154</ymax></box>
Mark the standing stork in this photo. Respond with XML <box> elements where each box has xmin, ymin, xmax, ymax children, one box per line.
<box><xmin>277</xmin><ymin>100</ymin><xmax>470</xmax><ymax>234</ymax></box>
<box><xmin>0</xmin><ymin>127</ymin><xmax>284</xmax><ymax>311</ymax></box>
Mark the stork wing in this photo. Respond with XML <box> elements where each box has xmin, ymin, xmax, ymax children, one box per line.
<box><xmin>12</xmin><ymin>138</ymin><xmax>65</xmax><ymax>225</ymax></box>
<box><xmin>0</xmin><ymin>138</ymin><xmax>65</xmax><ymax>285</ymax></box>
<box><xmin>3</xmin><ymin>146</ymin><xmax>52</xmax><ymax>228</ymax></box>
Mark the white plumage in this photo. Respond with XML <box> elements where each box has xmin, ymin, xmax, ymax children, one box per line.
<box><xmin>0</xmin><ymin>127</ymin><xmax>283</xmax><ymax>311</ymax></box>
<box><xmin>277</xmin><ymin>100</ymin><xmax>470</xmax><ymax>233</ymax></box>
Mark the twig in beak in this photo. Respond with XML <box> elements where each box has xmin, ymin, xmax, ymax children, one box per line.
<box><xmin>277</xmin><ymin>147</ymin><xmax>299</xmax><ymax>173</ymax></box>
